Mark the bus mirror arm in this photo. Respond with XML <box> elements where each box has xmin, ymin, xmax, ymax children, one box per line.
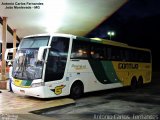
<box><xmin>37</xmin><ymin>46</ymin><xmax>51</xmax><ymax>61</ymax></box>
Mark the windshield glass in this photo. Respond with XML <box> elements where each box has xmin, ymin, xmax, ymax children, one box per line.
<box><xmin>12</xmin><ymin>36</ymin><xmax>50</xmax><ymax>80</ymax></box>
<box><xmin>20</xmin><ymin>36</ymin><xmax>49</xmax><ymax>49</ymax></box>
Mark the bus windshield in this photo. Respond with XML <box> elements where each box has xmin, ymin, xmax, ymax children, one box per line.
<box><xmin>12</xmin><ymin>36</ymin><xmax>50</xmax><ymax>80</ymax></box>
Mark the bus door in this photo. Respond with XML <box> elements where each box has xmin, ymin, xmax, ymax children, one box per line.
<box><xmin>44</xmin><ymin>37</ymin><xmax>70</xmax><ymax>83</ymax></box>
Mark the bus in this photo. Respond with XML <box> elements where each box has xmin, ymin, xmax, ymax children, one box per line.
<box><xmin>7</xmin><ymin>33</ymin><xmax>152</xmax><ymax>98</ymax></box>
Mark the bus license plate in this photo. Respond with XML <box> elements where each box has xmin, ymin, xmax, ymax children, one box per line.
<box><xmin>20</xmin><ymin>90</ymin><xmax>25</xmax><ymax>93</ymax></box>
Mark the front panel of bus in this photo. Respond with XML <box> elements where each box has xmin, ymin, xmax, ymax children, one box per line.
<box><xmin>11</xmin><ymin>35</ymin><xmax>71</xmax><ymax>98</ymax></box>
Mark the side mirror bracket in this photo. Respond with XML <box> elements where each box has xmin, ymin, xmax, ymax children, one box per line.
<box><xmin>37</xmin><ymin>46</ymin><xmax>51</xmax><ymax>61</ymax></box>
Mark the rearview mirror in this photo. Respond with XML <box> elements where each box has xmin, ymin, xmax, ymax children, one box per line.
<box><xmin>5</xmin><ymin>48</ymin><xmax>16</xmax><ymax>61</ymax></box>
<box><xmin>37</xmin><ymin>46</ymin><xmax>51</xmax><ymax>61</ymax></box>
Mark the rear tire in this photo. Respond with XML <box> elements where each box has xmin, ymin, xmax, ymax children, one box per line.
<box><xmin>70</xmin><ymin>82</ymin><xmax>84</xmax><ymax>99</ymax></box>
<box><xmin>131</xmin><ymin>77</ymin><xmax>137</xmax><ymax>90</ymax></box>
<box><xmin>137</xmin><ymin>77</ymin><xmax>143</xmax><ymax>88</ymax></box>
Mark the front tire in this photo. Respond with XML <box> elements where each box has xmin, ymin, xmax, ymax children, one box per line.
<box><xmin>70</xmin><ymin>82</ymin><xmax>84</xmax><ymax>99</ymax></box>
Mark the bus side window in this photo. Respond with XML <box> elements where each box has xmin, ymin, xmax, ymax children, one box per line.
<box><xmin>120</xmin><ymin>49</ymin><xmax>125</xmax><ymax>61</ymax></box>
<box><xmin>125</xmin><ymin>50</ymin><xmax>129</xmax><ymax>61</ymax></box>
<box><xmin>71</xmin><ymin>40</ymin><xmax>89</xmax><ymax>59</ymax></box>
<box><xmin>90</xmin><ymin>45</ymin><xmax>99</xmax><ymax>59</ymax></box>
<box><xmin>111</xmin><ymin>48</ymin><xmax>116</xmax><ymax>61</ymax></box>
<box><xmin>144</xmin><ymin>51</ymin><xmax>151</xmax><ymax>63</ymax></box>
<box><xmin>107</xmin><ymin>47</ymin><xmax>112</xmax><ymax>60</ymax></box>
<box><xmin>90</xmin><ymin>43</ymin><xmax>105</xmax><ymax>60</ymax></box>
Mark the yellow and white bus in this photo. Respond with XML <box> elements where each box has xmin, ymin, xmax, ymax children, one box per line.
<box><xmin>8</xmin><ymin>33</ymin><xmax>152</xmax><ymax>98</ymax></box>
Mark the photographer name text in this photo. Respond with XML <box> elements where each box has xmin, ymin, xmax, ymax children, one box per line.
<box><xmin>1</xmin><ymin>2</ymin><xmax>44</xmax><ymax>9</ymax></box>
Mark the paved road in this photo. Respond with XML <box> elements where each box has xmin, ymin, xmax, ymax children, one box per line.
<box><xmin>39</xmin><ymin>72</ymin><xmax>160</xmax><ymax>120</ymax></box>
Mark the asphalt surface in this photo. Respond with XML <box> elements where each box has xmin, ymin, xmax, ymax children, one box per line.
<box><xmin>37</xmin><ymin>72</ymin><xmax>160</xmax><ymax>120</ymax></box>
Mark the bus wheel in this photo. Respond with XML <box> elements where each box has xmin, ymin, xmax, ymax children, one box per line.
<box><xmin>70</xmin><ymin>81</ymin><xmax>84</xmax><ymax>99</ymax></box>
<box><xmin>131</xmin><ymin>77</ymin><xmax>137</xmax><ymax>90</ymax></box>
<box><xmin>137</xmin><ymin>76</ymin><xmax>143</xmax><ymax>88</ymax></box>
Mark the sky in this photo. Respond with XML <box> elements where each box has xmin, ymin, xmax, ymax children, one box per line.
<box><xmin>87</xmin><ymin>0</ymin><xmax>160</xmax><ymax>71</ymax></box>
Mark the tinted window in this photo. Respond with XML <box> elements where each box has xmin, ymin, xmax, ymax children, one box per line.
<box><xmin>71</xmin><ymin>39</ymin><xmax>151</xmax><ymax>63</ymax></box>
<box><xmin>90</xmin><ymin>43</ymin><xmax>106</xmax><ymax>60</ymax></box>
<box><xmin>45</xmin><ymin>37</ymin><xmax>70</xmax><ymax>82</ymax></box>
<box><xmin>71</xmin><ymin>40</ymin><xmax>90</xmax><ymax>59</ymax></box>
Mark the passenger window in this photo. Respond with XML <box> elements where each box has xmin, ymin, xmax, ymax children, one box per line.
<box><xmin>71</xmin><ymin>40</ymin><xmax>89</xmax><ymax>59</ymax></box>
<box><xmin>90</xmin><ymin>44</ymin><xmax>105</xmax><ymax>60</ymax></box>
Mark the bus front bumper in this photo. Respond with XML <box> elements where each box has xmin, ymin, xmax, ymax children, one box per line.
<box><xmin>11</xmin><ymin>83</ymin><xmax>55</xmax><ymax>98</ymax></box>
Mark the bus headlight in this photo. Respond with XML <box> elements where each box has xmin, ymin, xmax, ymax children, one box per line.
<box><xmin>31</xmin><ymin>82</ymin><xmax>45</xmax><ymax>88</ymax></box>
